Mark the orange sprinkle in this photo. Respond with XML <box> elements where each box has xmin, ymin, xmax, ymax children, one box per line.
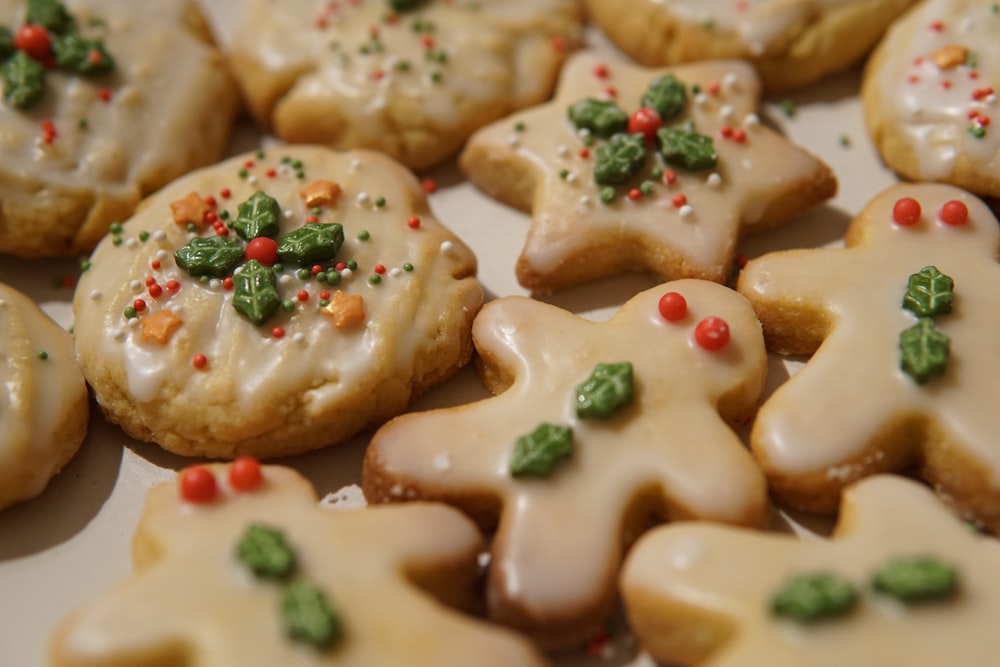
<box><xmin>140</xmin><ymin>310</ymin><xmax>183</xmax><ymax>345</ymax></box>
<box><xmin>321</xmin><ymin>291</ymin><xmax>366</xmax><ymax>330</ymax></box>
<box><xmin>300</xmin><ymin>180</ymin><xmax>342</xmax><ymax>208</ymax></box>
<box><xmin>170</xmin><ymin>192</ymin><xmax>212</xmax><ymax>228</ymax></box>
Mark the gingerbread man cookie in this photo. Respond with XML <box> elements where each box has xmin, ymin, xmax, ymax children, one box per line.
<box><xmin>738</xmin><ymin>183</ymin><xmax>1000</xmax><ymax>530</ymax></box>
<box><xmin>583</xmin><ymin>0</ymin><xmax>915</xmax><ymax>92</ymax></box>
<box><xmin>622</xmin><ymin>475</ymin><xmax>1000</xmax><ymax>666</ymax></box>
<box><xmin>460</xmin><ymin>52</ymin><xmax>836</xmax><ymax>293</ymax></box>
<box><xmin>363</xmin><ymin>279</ymin><xmax>769</xmax><ymax>648</ymax></box>
<box><xmin>0</xmin><ymin>0</ymin><xmax>237</xmax><ymax>258</ymax></box>
<box><xmin>0</xmin><ymin>282</ymin><xmax>88</xmax><ymax>510</ymax></box>
<box><xmin>52</xmin><ymin>462</ymin><xmax>549</xmax><ymax>667</ymax></box>
<box><xmin>228</xmin><ymin>0</ymin><xmax>582</xmax><ymax>170</ymax></box>
<box><xmin>862</xmin><ymin>0</ymin><xmax>1000</xmax><ymax>198</ymax></box>
<box><xmin>73</xmin><ymin>145</ymin><xmax>482</xmax><ymax>459</ymax></box>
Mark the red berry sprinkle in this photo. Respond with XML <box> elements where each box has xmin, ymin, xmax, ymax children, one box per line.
<box><xmin>672</xmin><ymin>193</ymin><xmax>688</xmax><ymax>208</ymax></box>
<box><xmin>192</xmin><ymin>353</ymin><xmax>207</xmax><ymax>369</ymax></box>
<box><xmin>311</xmin><ymin>264</ymin><xmax>323</xmax><ymax>276</ymax></box>
<box><xmin>939</xmin><ymin>199</ymin><xmax>969</xmax><ymax>226</ymax></box>
<box><xmin>220</xmin><ymin>187</ymin><xmax>231</xmax><ymax>199</ymax></box>
<box><xmin>272</xmin><ymin>327</ymin><xmax>285</xmax><ymax>339</ymax></box>
<box><xmin>223</xmin><ymin>277</ymin><xmax>234</xmax><ymax>291</ymax></box>
<box><xmin>628</xmin><ymin>107</ymin><xmax>662</xmax><ymax>144</ymax></box>
<box><xmin>407</xmin><ymin>216</ymin><xmax>421</xmax><ymax>229</ymax></box>
<box><xmin>166</xmin><ymin>280</ymin><xmax>181</xmax><ymax>293</ymax></box>
<box><xmin>150</xmin><ymin>259</ymin><xmax>161</xmax><ymax>270</ymax></box>
<box><xmin>179</xmin><ymin>466</ymin><xmax>217</xmax><ymax>503</ymax></box>
<box><xmin>319</xmin><ymin>291</ymin><xmax>331</xmax><ymax>300</ymax></box>
<box><xmin>145</xmin><ymin>276</ymin><xmax>156</xmax><ymax>286</ymax></box>
<box><xmin>628</xmin><ymin>188</ymin><xmax>642</xmax><ymax>201</ymax></box>
<box><xmin>662</xmin><ymin>169</ymin><xmax>677</xmax><ymax>185</ymax></box>
<box><xmin>148</xmin><ymin>283</ymin><xmax>163</xmax><ymax>298</ymax></box>
<box><xmin>297</xmin><ymin>290</ymin><xmax>309</xmax><ymax>302</ymax></box>
<box><xmin>133</xmin><ymin>298</ymin><xmax>147</xmax><ymax>312</ymax></box>
<box><xmin>658</xmin><ymin>292</ymin><xmax>688</xmax><ymax>322</ymax></box>
<box><xmin>892</xmin><ymin>197</ymin><xmax>922</xmax><ymax>226</ymax></box>
<box><xmin>244</xmin><ymin>237</ymin><xmax>279</xmax><ymax>266</ymax></box>
<box><xmin>694</xmin><ymin>316</ymin><xmax>730</xmax><ymax>350</ymax></box>
<box><xmin>579</xmin><ymin>147</ymin><xmax>590</xmax><ymax>159</ymax></box>
<box><xmin>228</xmin><ymin>457</ymin><xmax>263</xmax><ymax>492</ymax></box>
<box><xmin>265</xmin><ymin>168</ymin><xmax>277</xmax><ymax>178</ymax></box>
<box><xmin>421</xmin><ymin>178</ymin><xmax>438</xmax><ymax>194</ymax></box>
<box><xmin>97</xmin><ymin>88</ymin><xmax>111</xmax><ymax>103</ymax></box>
<box><xmin>14</xmin><ymin>24</ymin><xmax>52</xmax><ymax>61</ymax></box>
<box><xmin>374</xmin><ymin>264</ymin><xmax>386</xmax><ymax>274</ymax></box>
<box><xmin>204</xmin><ymin>195</ymin><xmax>218</xmax><ymax>208</ymax></box>
<box><xmin>593</xmin><ymin>63</ymin><xmax>609</xmax><ymax>79</ymax></box>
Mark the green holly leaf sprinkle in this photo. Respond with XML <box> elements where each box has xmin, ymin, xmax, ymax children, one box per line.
<box><xmin>641</xmin><ymin>74</ymin><xmax>687</xmax><ymax>121</ymax></box>
<box><xmin>277</xmin><ymin>223</ymin><xmax>345</xmax><ymax>267</ymax></box>
<box><xmin>0</xmin><ymin>26</ymin><xmax>14</xmax><ymax>60</ymax></box>
<box><xmin>510</xmin><ymin>423</ymin><xmax>573</xmax><ymax>478</ymax></box>
<box><xmin>902</xmin><ymin>266</ymin><xmax>954</xmax><ymax>317</ymax></box>
<box><xmin>594</xmin><ymin>133</ymin><xmax>647</xmax><ymax>186</ymax></box>
<box><xmin>575</xmin><ymin>362</ymin><xmax>634</xmax><ymax>420</ymax></box>
<box><xmin>3</xmin><ymin>51</ymin><xmax>46</xmax><ymax>110</ymax></box>
<box><xmin>899</xmin><ymin>317</ymin><xmax>950</xmax><ymax>384</ymax></box>
<box><xmin>872</xmin><ymin>556</ymin><xmax>958</xmax><ymax>604</ymax></box>
<box><xmin>173</xmin><ymin>236</ymin><xmax>244</xmax><ymax>278</ymax></box>
<box><xmin>282</xmin><ymin>580</ymin><xmax>341</xmax><ymax>649</ymax></box>
<box><xmin>237</xmin><ymin>523</ymin><xmax>296</xmax><ymax>579</ymax></box>
<box><xmin>771</xmin><ymin>572</ymin><xmax>857</xmax><ymax>623</ymax></box>
<box><xmin>568</xmin><ymin>98</ymin><xmax>628</xmax><ymax>139</ymax></box>
<box><xmin>52</xmin><ymin>34</ymin><xmax>114</xmax><ymax>75</ymax></box>
<box><xmin>657</xmin><ymin>126</ymin><xmax>718</xmax><ymax>171</ymax></box>
<box><xmin>234</xmin><ymin>191</ymin><xmax>281</xmax><ymax>241</ymax></box>
<box><xmin>27</xmin><ymin>0</ymin><xmax>74</xmax><ymax>34</ymax></box>
<box><xmin>233</xmin><ymin>259</ymin><xmax>281</xmax><ymax>326</ymax></box>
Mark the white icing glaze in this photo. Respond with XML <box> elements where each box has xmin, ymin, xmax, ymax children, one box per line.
<box><xmin>365</xmin><ymin>279</ymin><xmax>768</xmax><ymax>633</ymax></box>
<box><xmin>741</xmin><ymin>184</ymin><xmax>1000</xmax><ymax>481</ymax></box>
<box><xmin>623</xmin><ymin>475</ymin><xmax>1000</xmax><ymax>665</ymax></box>
<box><xmin>0</xmin><ymin>283</ymin><xmax>87</xmax><ymax>508</ymax></box>
<box><xmin>464</xmin><ymin>52</ymin><xmax>834</xmax><ymax>286</ymax></box>
<box><xmin>72</xmin><ymin>146</ymin><xmax>482</xmax><ymax>453</ymax></box>
<box><xmin>876</xmin><ymin>0</ymin><xmax>1000</xmax><ymax>180</ymax></box>
<box><xmin>53</xmin><ymin>465</ymin><xmax>547</xmax><ymax>666</ymax></box>
<box><xmin>0</xmin><ymin>0</ymin><xmax>235</xmax><ymax>246</ymax></box>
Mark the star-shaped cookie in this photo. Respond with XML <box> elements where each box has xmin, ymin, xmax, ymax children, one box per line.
<box><xmin>228</xmin><ymin>0</ymin><xmax>582</xmax><ymax>170</ymax></box>
<box><xmin>52</xmin><ymin>463</ymin><xmax>548</xmax><ymax>667</ymax></box>
<box><xmin>363</xmin><ymin>279</ymin><xmax>769</xmax><ymax>648</ymax></box>
<box><xmin>737</xmin><ymin>183</ymin><xmax>1000</xmax><ymax>530</ymax></box>
<box><xmin>622</xmin><ymin>475</ymin><xmax>1000</xmax><ymax>666</ymax></box>
<box><xmin>460</xmin><ymin>51</ymin><xmax>837</xmax><ymax>292</ymax></box>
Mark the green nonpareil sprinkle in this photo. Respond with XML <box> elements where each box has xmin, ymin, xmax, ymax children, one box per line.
<box><xmin>430</xmin><ymin>70</ymin><xmax>442</xmax><ymax>83</ymax></box>
<box><xmin>238</xmin><ymin>524</ymin><xmax>296</xmax><ymax>579</ymax></box>
<box><xmin>369</xmin><ymin>274</ymin><xmax>382</xmax><ymax>285</ymax></box>
<box><xmin>969</xmin><ymin>125</ymin><xmax>987</xmax><ymax>139</ymax></box>
<box><xmin>123</xmin><ymin>305</ymin><xmax>136</xmax><ymax>319</ymax></box>
<box><xmin>282</xmin><ymin>299</ymin><xmax>296</xmax><ymax>312</ymax></box>
<box><xmin>357</xmin><ymin>230</ymin><xmax>370</xmax><ymax>241</ymax></box>
<box><xmin>238</xmin><ymin>168</ymin><xmax>249</xmax><ymax>179</ymax></box>
<box><xmin>296</xmin><ymin>267</ymin><xmax>311</xmax><ymax>280</ymax></box>
<box><xmin>77</xmin><ymin>117</ymin><xmax>88</xmax><ymax>130</ymax></box>
<box><xmin>109</xmin><ymin>222</ymin><xmax>123</xmax><ymax>234</ymax></box>
<box><xmin>599</xmin><ymin>186</ymin><xmax>615</xmax><ymax>204</ymax></box>
<box><xmin>255</xmin><ymin>149</ymin><xmax>266</xmax><ymax>159</ymax></box>
<box><xmin>233</xmin><ymin>260</ymin><xmax>281</xmax><ymax>326</ymax></box>
<box><xmin>402</xmin><ymin>262</ymin><xmax>413</xmax><ymax>272</ymax></box>
<box><xmin>567</xmin><ymin>98</ymin><xmax>628</xmax><ymax>138</ymax></box>
<box><xmin>902</xmin><ymin>266</ymin><xmax>954</xmax><ymax>317</ymax></box>
<box><xmin>559</xmin><ymin>168</ymin><xmax>570</xmax><ymax>180</ymax></box>
<box><xmin>277</xmin><ymin>223</ymin><xmax>344</xmax><ymax>267</ymax></box>
<box><xmin>839</xmin><ymin>134</ymin><xmax>851</xmax><ymax>147</ymax></box>
<box><xmin>778</xmin><ymin>98</ymin><xmax>797</xmax><ymax>118</ymax></box>
<box><xmin>374</xmin><ymin>196</ymin><xmax>386</xmax><ymax>208</ymax></box>
<box><xmin>872</xmin><ymin>556</ymin><xmax>958</xmax><ymax>604</ymax></box>
<box><xmin>173</xmin><ymin>236</ymin><xmax>243</xmax><ymax>278</ymax></box>
<box><xmin>234</xmin><ymin>191</ymin><xmax>281</xmax><ymax>240</ymax></box>
<box><xmin>514</xmin><ymin>121</ymin><xmax>525</xmax><ymax>132</ymax></box>
<box><xmin>771</xmin><ymin>572</ymin><xmax>857</xmax><ymax>622</ymax></box>
<box><xmin>138</xmin><ymin>230</ymin><xmax>150</xmax><ymax>242</ymax></box>
<box><xmin>79</xmin><ymin>260</ymin><xmax>92</xmax><ymax>271</ymax></box>
<box><xmin>594</xmin><ymin>132</ymin><xmax>647</xmax><ymax>185</ymax></box>
<box><xmin>510</xmin><ymin>423</ymin><xmax>573</xmax><ymax>477</ymax></box>
<box><xmin>899</xmin><ymin>317</ymin><xmax>950</xmax><ymax>384</ymax></box>
<box><xmin>36</xmin><ymin>350</ymin><xmax>49</xmax><ymax>360</ymax></box>
<box><xmin>347</xmin><ymin>260</ymin><xmax>358</xmax><ymax>271</ymax></box>
<box><xmin>575</xmin><ymin>362</ymin><xmax>634</xmax><ymax>420</ymax></box>
<box><xmin>282</xmin><ymin>580</ymin><xmax>341</xmax><ymax>649</ymax></box>
<box><xmin>639</xmin><ymin>180</ymin><xmax>654</xmax><ymax>196</ymax></box>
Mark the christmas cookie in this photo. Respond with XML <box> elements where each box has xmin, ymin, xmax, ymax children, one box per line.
<box><xmin>0</xmin><ymin>0</ymin><xmax>237</xmax><ymax>258</ymax></box>
<box><xmin>862</xmin><ymin>0</ymin><xmax>1000</xmax><ymax>198</ymax></box>
<box><xmin>52</xmin><ymin>462</ymin><xmax>549</xmax><ymax>667</ymax></box>
<box><xmin>363</xmin><ymin>279</ymin><xmax>769</xmax><ymax>648</ymax></box>
<box><xmin>583</xmin><ymin>0</ymin><xmax>915</xmax><ymax>92</ymax></box>
<box><xmin>622</xmin><ymin>475</ymin><xmax>1000</xmax><ymax>666</ymax></box>
<box><xmin>459</xmin><ymin>53</ymin><xmax>836</xmax><ymax>293</ymax></box>
<box><xmin>72</xmin><ymin>145</ymin><xmax>482</xmax><ymax>459</ymax></box>
<box><xmin>0</xmin><ymin>282</ymin><xmax>88</xmax><ymax>510</ymax></box>
<box><xmin>227</xmin><ymin>0</ymin><xmax>582</xmax><ymax>171</ymax></box>
<box><xmin>737</xmin><ymin>183</ymin><xmax>1000</xmax><ymax>531</ymax></box>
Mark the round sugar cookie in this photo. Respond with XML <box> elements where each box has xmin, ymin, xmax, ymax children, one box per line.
<box><xmin>584</xmin><ymin>0</ymin><xmax>915</xmax><ymax>92</ymax></box>
<box><xmin>862</xmin><ymin>0</ymin><xmax>1000</xmax><ymax>198</ymax></box>
<box><xmin>0</xmin><ymin>282</ymin><xmax>88</xmax><ymax>510</ymax></box>
<box><xmin>227</xmin><ymin>0</ymin><xmax>582</xmax><ymax>170</ymax></box>
<box><xmin>73</xmin><ymin>145</ymin><xmax>483</xmax><ymax>459</ymax></box>
<box><xmin>0</xmin><ymin>0</ymin><xmax>238</xmax><ymax>258</ymax></box>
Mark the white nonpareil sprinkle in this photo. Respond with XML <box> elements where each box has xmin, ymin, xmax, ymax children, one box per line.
<box><xmin>247</xmin><ymin>175</ymin><xmax>259</xmax><ymax>186</ymax></box>
<box><xmin>506</xmin><ymin>134</ymin><xmax>520</xmax><ymax>147</ymax></box>
<box><xmin>742</xmin><ymin>157</ymin><xmax>754</xmax><ymax>170</ymax></box>
<box><xmin>744</xmin><ymin>113</ymin><xmax>761</xmax><ymax>128</ymax></box>
<box><xmin>433</xmin><ymin>452</ymin><xmax>451</xmax><ymax>472</ymax></box>
<box><xmin>356</xmin><ymin>192</ymin><xmax>370</xmax><ymax>206</ymax></box>
<box><xmin>389</xmin><ymin>267</ymin><xmax>402</xmax><ymax>278</ymax></box>
<box><xmin>283</xmin><ymin>209</ymin><xmax>295</xmax><ymax>219</ymax></box>
<box><xmin>719</xmin><ymin>104</ymin><xmax>734</xmax><ymax>121</ymax></box>
<box><xmin>129</xmin><ymin>279</ymin><xmax>142</xmax><ymax>293</ymax></box>
<box><xmin>566</xmin><ymin>172</ymin><xmax>578</xmax><ymax>184</ymax></box>
<box><xmin>341</xmin><ymin>268</ymin><xmax>353</xmax><ymax>279</ymax></box>
<box><xmin>707</xmin><ymin>172</ymin><xmax>722</xmax><ymax>188</ymax></box>
<box><xmin>694</xmin><ymin>92</ymin><xmax>709</xmax><ymax>108</ymax></box>
<box><xmin>127</xmin><ymin>317</ymin><xmax>139</xmax><ymax>328</ymax></box>
<box><xmin>155</xmin><ymin>249</ymin><xmax>169</xmax><ymax>261</ymax></box>
<box><xmin>349</xmin><ymin>158</ymin><xmax>362</xmax><ymax>171</ymax></box>
<box><xmin>722</xmin><ymin>72</ymin><xmax>738</xmax><ymax>93</ymax></box>
<box><xmin>292</xmin><ymin>332</ymin><xmax>306</xmax><ymax>344</ymax></box>
<box><xmin>89</xmin><ymin>289</ymin><xmax>102</xmax><ymax>301</ymax></box>
<box><xmin>112</xmin><ymin>328</ymin><xmax>126</xmax><ymax>342</ymax></box>
<box><xmin>125</xmin><ymin>238</ymin><xmax>139</xmax><ymax>249</ymax></box>
<box><xmin>389</xmin><ymin>483</ymin><xmax>404</xmax><ymax>497</ymax></box>
<box><xmin>556</xmin><ymin>144</ymin><xmax>569</xmax><ymax>157</ymax></box>
<box><xmin>279</xmin><ymin>274</ymin><xmax>293</xmax><ymax>286</ymax></box>
<box><xmin>440</xmin><ymin>240</ymin><xmax>454</xmax><ymax>254</ymax></box>
<box><xmin>577</xmin><ymin>127</ymin><xmax>592</xmax><ymax>142</ymax></box>
<box><xmin>152</xmin><ymin>230</ymin><xmax>167</xmax><ymax>242</ymax></box>
<box><xmin>679</xmin><ymin>204</ymin><xmax>694</xmax><ymax>219</ymax></box>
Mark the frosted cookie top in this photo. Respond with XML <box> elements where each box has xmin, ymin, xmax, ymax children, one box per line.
<box><xmin>0</xmin><ymin>282</ymin><xmax>87</xmax><ymax>510</ymax></box>
<box><xmin>460</xmin><ymin>52</ymin><xmax>836</xmax><ymax>292</ymax></box>
<box><xmin>229</xmin><ymin>0</ymin><xmax>581</xmax><ymax>169</ymax></box>
<box><xmin>52</xmin><ymin>462</ymin><xmax>549</xmax><ymax>667</ymax></box>
<box><xmin>0</xmin><ymin>0</ymin><xmax>237</xmax><ymax>255</ymax></box>
<box><xmin>73</xmin><ymin>145</ymin><xmax>482</xmax><ymax>458</ymax></box>
<box><xmin>364</xmin><ymin>279</ymin><xmax>769</xmax><ymax>647</ymax></box>
<box><xmin>623</xmin><ymin>475</ymin><xmax>1000</xmax><ymax>666</ymax></box>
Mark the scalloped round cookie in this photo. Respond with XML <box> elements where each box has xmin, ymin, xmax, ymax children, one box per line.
<box><xmin>227</xmin><ymin>0</ymin><xmax>582</xmax><ymax>170</ymax></box>
<box><xmin>72</xmin><ymin>145</ymin><xmax>483</xmax><ymax>459</ymax></box>
<box><xmin>584</xmin><ymin>0</ymin><xmax>915</xmax><ymax>92</ymax></box>
<box><xmin>0</xmin><ymin>283</ymin><xmax>88</xmax><ymax>510</ymax></box>
<box><xmin>0</xmin><ymin>0</ymin><xmax>238</xmax><ymax>258</ymax></box>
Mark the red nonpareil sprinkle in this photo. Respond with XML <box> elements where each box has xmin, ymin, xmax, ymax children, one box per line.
<box><xmin>145</xmin><ymin>276</ymin><xmax>156</xmax><ymax>286</ymax></box>
<box><xmin>731</xmin><ymin>128</ymin><xmax>746</xmax><ymax>143</ymax></box>
<box><xmin>372</xmin><ymin>69</ymin><xmax>385</xmax><ymax>81</ymax></box>
<box><xmin>658</xmin><ymin>291</ymin><xmax>687</xmax><ymax>322</ymax></box>
<box><xmin>272</xmin><ymin>326</ymin><xmax>285</xmax><ymax>339</ymax></box>
<box><xmin>192</xmin><ymin>353</ymin><xmax>208</xmax><ymax>369</ymax></box>
<box><xmin>929</xmin><ymin>20</ymin><xmax>945</xmax><ymax>32</ymax></box>
<box><xmin>604</xmin><ymin>86</ymin><xmax>617</xmax><ymax>99</ymax></box>
<box><xmin>336</xmin><ymin>262</ymin><xmax>347</xmax><ymax>271</ymax></box>
<box><xmin>150</xmin><ymin>259</ymin><xmax>161</xmax><ymax>270</ymax></box>
<box><xmin>228</xmin><ymin>457</ymin><xmax>263</xmax><ymax>492</ymax></box>
<box><xmin>421</xmin><ymin>178</ymin><xmax>438</xmax><ymax>194</ymax></box>
<box><xmin>694</xmin><ymin>316</ymin><xmax>730</xmax><ymax>350</ymax></box>
<box><xmin>61</xmin><ymin>275</ymin><xmax>75</xmax><ymax>288</ymax></box>
<box><xmin>315</xmin><ymin>16</ymin><xmax>327</xmax><ymax>29</ymax></box>
<box><xmin>585</xmin><ymin>633</ymin><xmax>610</xmax><ymax>658</ymax></box>
<box><xmin>204</xmin><ymin>195</ymin><xmax>218</xmax><ymax>208</ymax></box>
<box><xmin>706</xmin><ymin>80</ymin><xmax>720</xmax><ymax>95</ymax></box>
<box><xmin>244</xmin><ymin>160</ymin><xmax>255</xmax><ymax>169</ymax></box>
<box><xmin>579</xmin><ymin>147</ymin><xmax>590</xmax><ymax>159</ymax></box>
<box><xmin>973</xmin><ymin>86</ymin><xmax>995</xmax><ymax>101</ymax></box>
<box><xmin>148</xmin><ymin>283</ymin><xmax>163</xmax><ymax>298</ymax></box>
<box><xmin>593</xmin><ymin>63</ymin><xmax>609</xmax><ymax>79</ymax></box>
<box><xmin>306</xmin><ymin>215</ymin><xmax>320</xmax><ymax>223</ymax></box>
<box><xmin>941</xmin><ymin>80</ymin><xmax>952</xmax><ymax>90</ymax></box>
<box><xmin>205</xmin><ymin>211</ymin><xmax>218</xmax><ymax>224</ymax></box>
<box><xmin>720</xmin><ymin>125</ymin><xmax>733</xmax><ymax>138</ymax></box>
<box><xmin>406</xmin><ymin>216</ymin><xmax>421</xmax><ymax>229</ymax></box>
<box><xmin>551</xmin><ymin>36</ymin><xmax>565</xmax><ymax>53</ymax></box>
<box><xmin>671</xmin><ymin>193</ymin><xmax>688</xmax><ymax>208</ymax></box>
<box><xmin>223</xmin><ymin>276</ymin><xmax>234</xmax><ymax>290</ymax></box>
<box><xmin>892</xmin><ymin>197</ymin><xmax>922</xmax><ymax>226</ymax></box>
<box><xmin>421</xmin><ymin>35</ymin><xmax>434</xmax><ymax>49</ymax></box>
<box><xmin>374</xmin><ymin>264</ymin><xmax>386</xmax><ymax>274</ymax></box>
<box><xmin>166</xmin><ymin>280</ymin><xmax>181</xmax><ymax>293</ymax></box>
<box><xmin>133</xmin><ymin>298</ymin><xmax>147</xmax><ymax>312</ymax></box>
<box><xmin>41</xmin><ymin>120</ymin><xmax>57</xmax><ymax>143</ymax></box>
<box><xmin>662</xmin><ymin>169</ymin><xmax>677</xmax><ymax>185</ymax></box>
<box><xmin>244</xmin><ymin>237</ymin><xmax>278</xmax><ymax>265</ymax></box>
<box><xmin>319</xmin><ymin>291</ymin><xmax>331</xmax><ymax>300</ymax></box>
<box><xmin>628</xmin><ymin>188</ymin><xmax>642</xmax><ymax>201</ymax></box>
<box><xmin>179</xmin><ymin>466</ymin><xmax>217</xmax><ymax>503</ymax></box>
<box><xmin>265</xmin><ymin>168</ymin><xmax>277</xmax><ymax>178</ymax></box>
<box><xmin>939</xmin><ymin>199</ymin><xmax>969</xmax><ymax>225</ymax></box>
<box><xmin>369</xmin><ymin>24</ymin><xmax>379</xmax><ymax>38</ymax></box>
<box><xmin>97</xmin><ymin>88</ymin><xmax>111</xmax><ymax>102</ymax></box>
<box><xmin>297</xmin><ymin>290</ymin><xmax>309</xmax><ymax>302</ymax></box>
<box><xmin>311</xmin><ymin>264</ymin><xmax>323</xmax><ymax>276</ymax></box>
<box><xmin>220</xmin><ymin>187</ymin><xmax>232</xmax><ymax>199</ymax></box>
<box><xmin>908</xmin><ymin>74</ymin><xmax>920</xmax><ymax>84</ymax></box>
<box><xmin>87</xmin><ymin>49</ymin><xmax>103</xmax><ymax>66</ymax></box>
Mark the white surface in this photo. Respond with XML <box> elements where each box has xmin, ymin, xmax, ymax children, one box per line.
<box><xmin>0</xmin><ymin>2</ymin><xmax>902</xmax><ymax>666</ymax></box>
